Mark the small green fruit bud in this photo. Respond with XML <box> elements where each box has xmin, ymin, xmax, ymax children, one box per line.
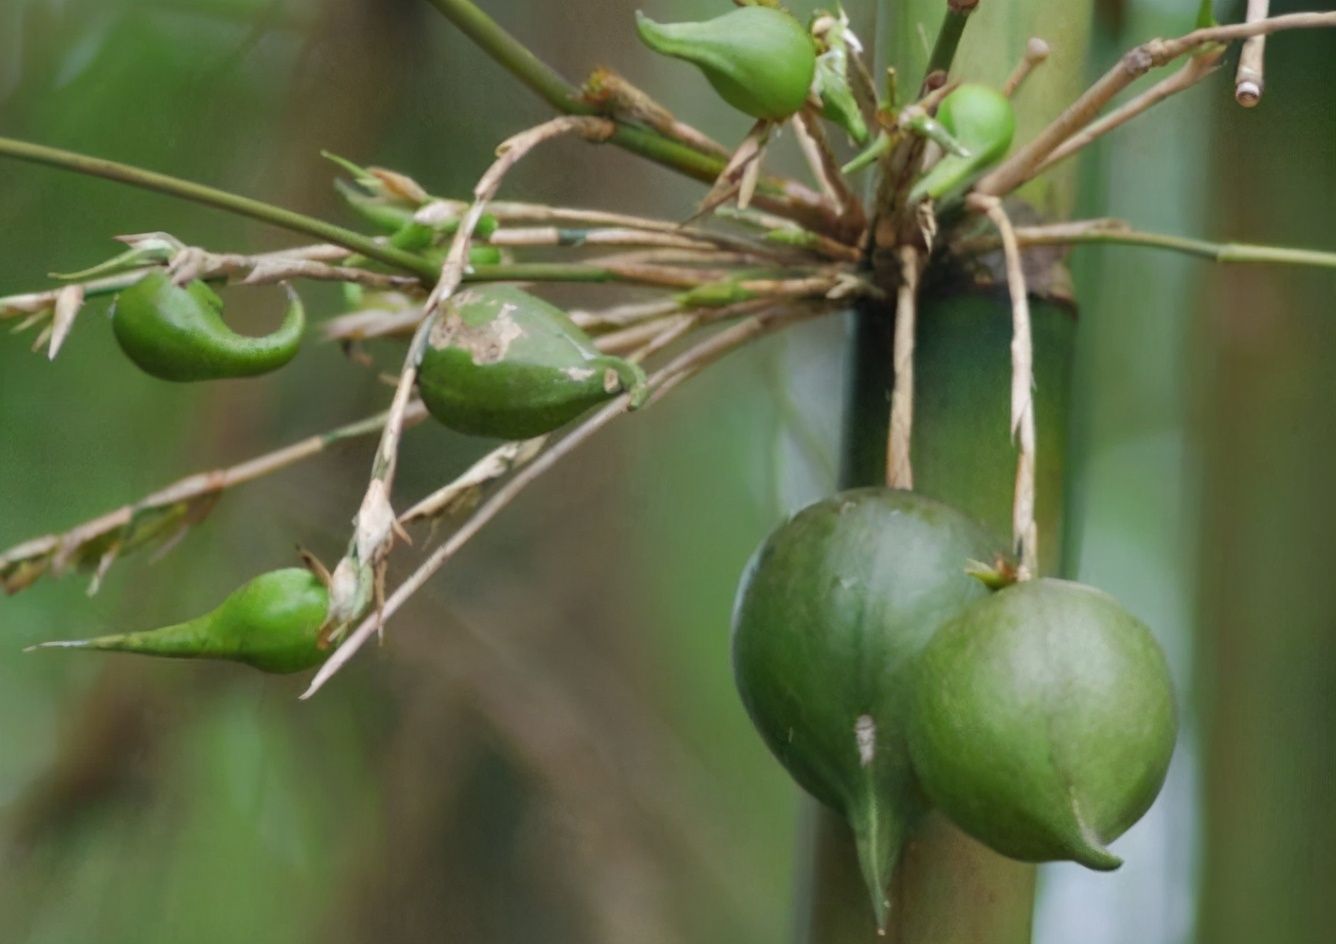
<box><xmin>31</xmin><ymin>568</ymin><xmax>331</xmax><ymax>674</ymax></box>
<box><xmin>909</xmin><ymin>83</ymin><xmax>1016</xmax><ymax>203</ymax></box>
<box><xmin>635</xmin><ymin>7</ymin><xmax>817</xmax><ymax>121</ymax></box>
<box><xmin>111</xmin><ymin>272</ymin><xmax>305</xmax><ymax>382</ymax></box>
<box><xmin>908</xmin><ymin>578</ymin><xmax>1178</xmax><ymax>869</ymax></box>
<box><xmin>417</xmin><ymin>284</ymin><xmax>646</xmax><ymax>439</ymax></box>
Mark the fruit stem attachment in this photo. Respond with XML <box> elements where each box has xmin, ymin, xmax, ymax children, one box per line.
<box><xmin>968</xmin><ymin>194</ymin><xmax>1037</xmax><ymax>578</ymax></box>
<box><xmin>887</xmin><ymin>245</ymin><xmax>920</xmax><ymax>490</ymax></box>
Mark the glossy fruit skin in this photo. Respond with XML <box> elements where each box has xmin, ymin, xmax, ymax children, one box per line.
<box><xmin>908</xmin><ymin>578</ymin><xmax>1178</xmax><ymax>869</ymax></box>
<box><xmin>732</xmin><ymin>488</ymin><xmax>1006</xmax><ymax>925</ymax></box>
<box><xmin>635</xmin><ymin>7</ymin><xmax>817</xmax><ymax>121</ymax></box>
<box><xmin>417</xmin><ymin>284</ymin><xmax>646</xmax><ymax>439</ymax></box>
<box><xmin>909</xmin><ymin>83</ymin><xmax>1016</xmax><ymax>203</ymax></box>
<box><xmin>34</xmin><ymin>568</ymin><xmax>331</xmax><ymax>674</ymax></box>
<box><xmin>111</xmin><ymin>271</ymin><xmax>304</xmax><ymax>381</ymax></box>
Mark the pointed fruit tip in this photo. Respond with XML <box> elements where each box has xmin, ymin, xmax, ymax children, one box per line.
<box><xmin>1073</xmin><ymin>840</ymin><xmax>1123</xmax><ymax>871</ymax></box>
<box><xmin>1068</xmin><ymin>801</ymin><xmax>1124</xmax><ymax>871</ymax></box>
<box><xmin>26</xmin><ymin>639</ymin><xmax>95</xmax><ymax>651</ymax></box>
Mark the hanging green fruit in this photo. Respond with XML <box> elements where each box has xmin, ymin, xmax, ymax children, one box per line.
<box><xmin>908</xmin><ymin>578</ymin><xmax>1178</xmax><ymax>868</ymax></box>
<box><xmin>731</xmin><ymin>488</ymin><xmax>1007</xmax><ymax>928</ymax></box>
<box><xmin>635</xmin><ymin>7</ymin><xmax>817</xmax><ymax>121</ymax></box>
<box><xmin>30</xmin><ymin>568</ymin><xmax>332</xmax><ymax>674</ymax></box>
<box><xmin>111</xmin><ymin>271</ymin><xmax>304</xmax><ymax>382</ymax></box>
<box><xmin>908</xmin><ymin>83</ymin><xmax>1016</xmax><ymax>203</ymax></box>
<box><xmin>417</xmin><ymin>284</ymin><xmax>647</xmax><ymax>439</ymax></box>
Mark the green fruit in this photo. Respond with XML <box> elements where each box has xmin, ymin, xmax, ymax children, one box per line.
<box><xmin>111</xmin><ymin>271</ymin><xmax>304</xmax><ymax>382</ymax></box>
<box><xmin>909</xmin><ymin>83</ymin><xmax>1016</xmax><ymax>203</ymax></box>
<box><xmin>30</xmin><ymin>568</ymin><xmax>331</xmax><ymax>674</ymax></box>
<box><xmin>908</xmin><ymin>578</ymin><xmax>1178</xmax><ymax>869</ymax></box>
<box><xmin>731</xmin><ymin>488</ymin><xmax>1006</xmax><ymax>928</ymax></box>
<box><xmin>417</xmin><ymin>284</ymin><xmax>646</xmax><ymax>439</ymax></box>
<box><xmin>635</xmin><ymin>7</ymin><xmax>817</xmax><ymax>121</ymax></box>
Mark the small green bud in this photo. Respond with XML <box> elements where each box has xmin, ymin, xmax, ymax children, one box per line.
<box><xmin>635</xmin><ymin>7</ymin><xmax>817</xmax><ymax>121</ymax></box>
<box><xmin>675</xmin><ymin>278</ymin><xmax>758</xmax><ymax>308</ymax></box>
<box><xmin>111</xmin><ymin>272</ymin><xmax>304</xmax><ymax>382</ymax></box>
<box><xmin>417</xmin><ymin>284</ymin><xmax>646</xmax><ymax>439</ymax></box>
<box><xmin>30</xmin><ymin>568</ymin><xmax>332</xmax><ymax>674</ymax></box>
<box><xmin>908</xmin><ymin>83</ymin><xmax>1016</xmax><ymax>203</ymax></box>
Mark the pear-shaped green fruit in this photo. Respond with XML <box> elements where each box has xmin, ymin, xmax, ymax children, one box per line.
<box><xmin>635</xmin><ymin>7</ymin><xmax>817</xmax><ymax>121</ymax></box>
<box><xmin>909</xmin><ymin>83</ymin><xmax>1016</xmax><ymax>203</ymax></box>
<box><xmin>908</xmin><ymin>578</ymin><xmax>1177</xmax><ymax>869</ymax></box>
<box><xmin>31</xmin><ymin>568</ymin><xmax>331</xmax><ymax>674</ymax></box>
<box><xmin>732</xmin><ymin>488</ymin><xmax>1007</xmax><ymax>928</ymax></box>
<box><xmin>111</xmin><ymin>271</ymin><xmax>304</xmax><ymax>382</ymax></box>
<box><xmin>417</xmin><ymin>284</ymin><xmax>646</xmax><ymax>439</ymax></box>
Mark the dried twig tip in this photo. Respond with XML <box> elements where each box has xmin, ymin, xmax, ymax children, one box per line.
<box><xmin>1235</xmin><ymin>0</ymin><xmax>1270</xmax><ymax>108</ymax></box>
<box><xmin>1004</xmin><ymin>37</ymin><xmax>1051</xmax><ymax>97</ymax></box>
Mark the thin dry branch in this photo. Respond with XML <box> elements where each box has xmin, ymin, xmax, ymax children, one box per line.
<box><xmin>969</xmin><ymin>194</ymin><xmax>1037</xmax><ymax>577</ymax></box>
<box><xmin>974</xmin><ymin>10</ymin><xmax>1336</xmax><ymax>198</ymax></box>
<box><xmin>1032</xmin><ymin>46</ymin><xmax>1224</xmax><ymax>178</ymax></box>
<box><xmin>887</xmin><ymin>246</ymin><xmax>919</xmax><ymax>490</ymax></box>
<box><xmin>1236</xmin><ymin>0</ymin><xmax>1272</xmax><ymax>106</ymax></box>
<box><xmin>0</xmin><ymin>405</ymin><xmax>426</xmax><ymax>595</ymax></box>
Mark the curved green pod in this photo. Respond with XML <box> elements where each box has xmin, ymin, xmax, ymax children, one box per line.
<box><xmin>30</xmin><ymin>568</ymin><xmax>331</xmax><ymax>674</ymax></box>
<box><xmin>732</xmin><ymin>488</ymin><xmax>1007</xmax><ymax>929</ymax></box>
<box><xmin>909</xmin><ymin>83</ymin><xmax>1016</xmax><ymax>204</ymax></box>
<box><xmin>417</xmin><ymin>284</ymin><xmax>646</xmax><ymax>439</ymax></box>
<box><xmin>908</xmin><ymin>578</ymin><xmax>1178</xmax><ymax>868</ymax></box>
<box><xmin>111</xmin><ymin>271</ymin><xmax>304</xmax><ymax>382</ymax></box>
<box><xmin>635</xmin><ymin>7</ymin><xmax>817</xmax><ymax>121</ymax></box>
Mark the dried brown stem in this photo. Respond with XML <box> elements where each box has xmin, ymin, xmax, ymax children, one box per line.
<box><xmin>969</xmin><ymin>194</ymin><xmax>1037</xmax><ymax>577</ymax></box>
<box><xmin>1002</xmin><ymin>38</ymin><xmax>1051</xmax><ymax>98</ymax></box>
<box><xmin>887</xmin><ymin>246</ymin><xmax>920</xmax><ymax>490</ymax></box>
<box><xmin>975</xmin><ymin>11</ymin><xmax>1336</xmax><ymax>198</ymax></box>
<box><xmin>0</xmin><ymin>405</ymin><xmax>426</xmax><ymax>595</ymax></box>
<box><xmin>793</xmin><ymin>111</ymin><xmax>865</xmax><ymax>231</ymax></box>
<box><xmin>1236</xmin><ymin>0</ymin><xmax>1271</xmax><ymax>106</ymax></box>
<box><xmin>1032</xmin><ymin>46</ymin><xmax>1224</xmax><ymax>179</ymax></box>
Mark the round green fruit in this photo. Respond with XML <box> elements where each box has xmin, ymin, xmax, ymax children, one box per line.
<box><xmin>417</xmin><ymin>284</ymin><xmax>645</xmax><ymax>439</ymax></box>
<box><xmin>731</xmin><ymin>488</ymin><xmax>1006</xmax><ymax>926</ymax></box>
<box><xmin>908</xmin><ymin>578</ymin><xmax>1178</xmax><ymax>869</ymax></box>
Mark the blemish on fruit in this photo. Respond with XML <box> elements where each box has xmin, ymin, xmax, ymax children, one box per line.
<box><xmin>855</xmin><ymin>715</ymin><xmax>876</xmax><ymax>766</ymax></box>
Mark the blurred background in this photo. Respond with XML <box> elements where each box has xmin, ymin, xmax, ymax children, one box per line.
<box><xmin>0</xmin><ymin>1</ymin><xmax>1331</xmax><ymax>942</ymax></box>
